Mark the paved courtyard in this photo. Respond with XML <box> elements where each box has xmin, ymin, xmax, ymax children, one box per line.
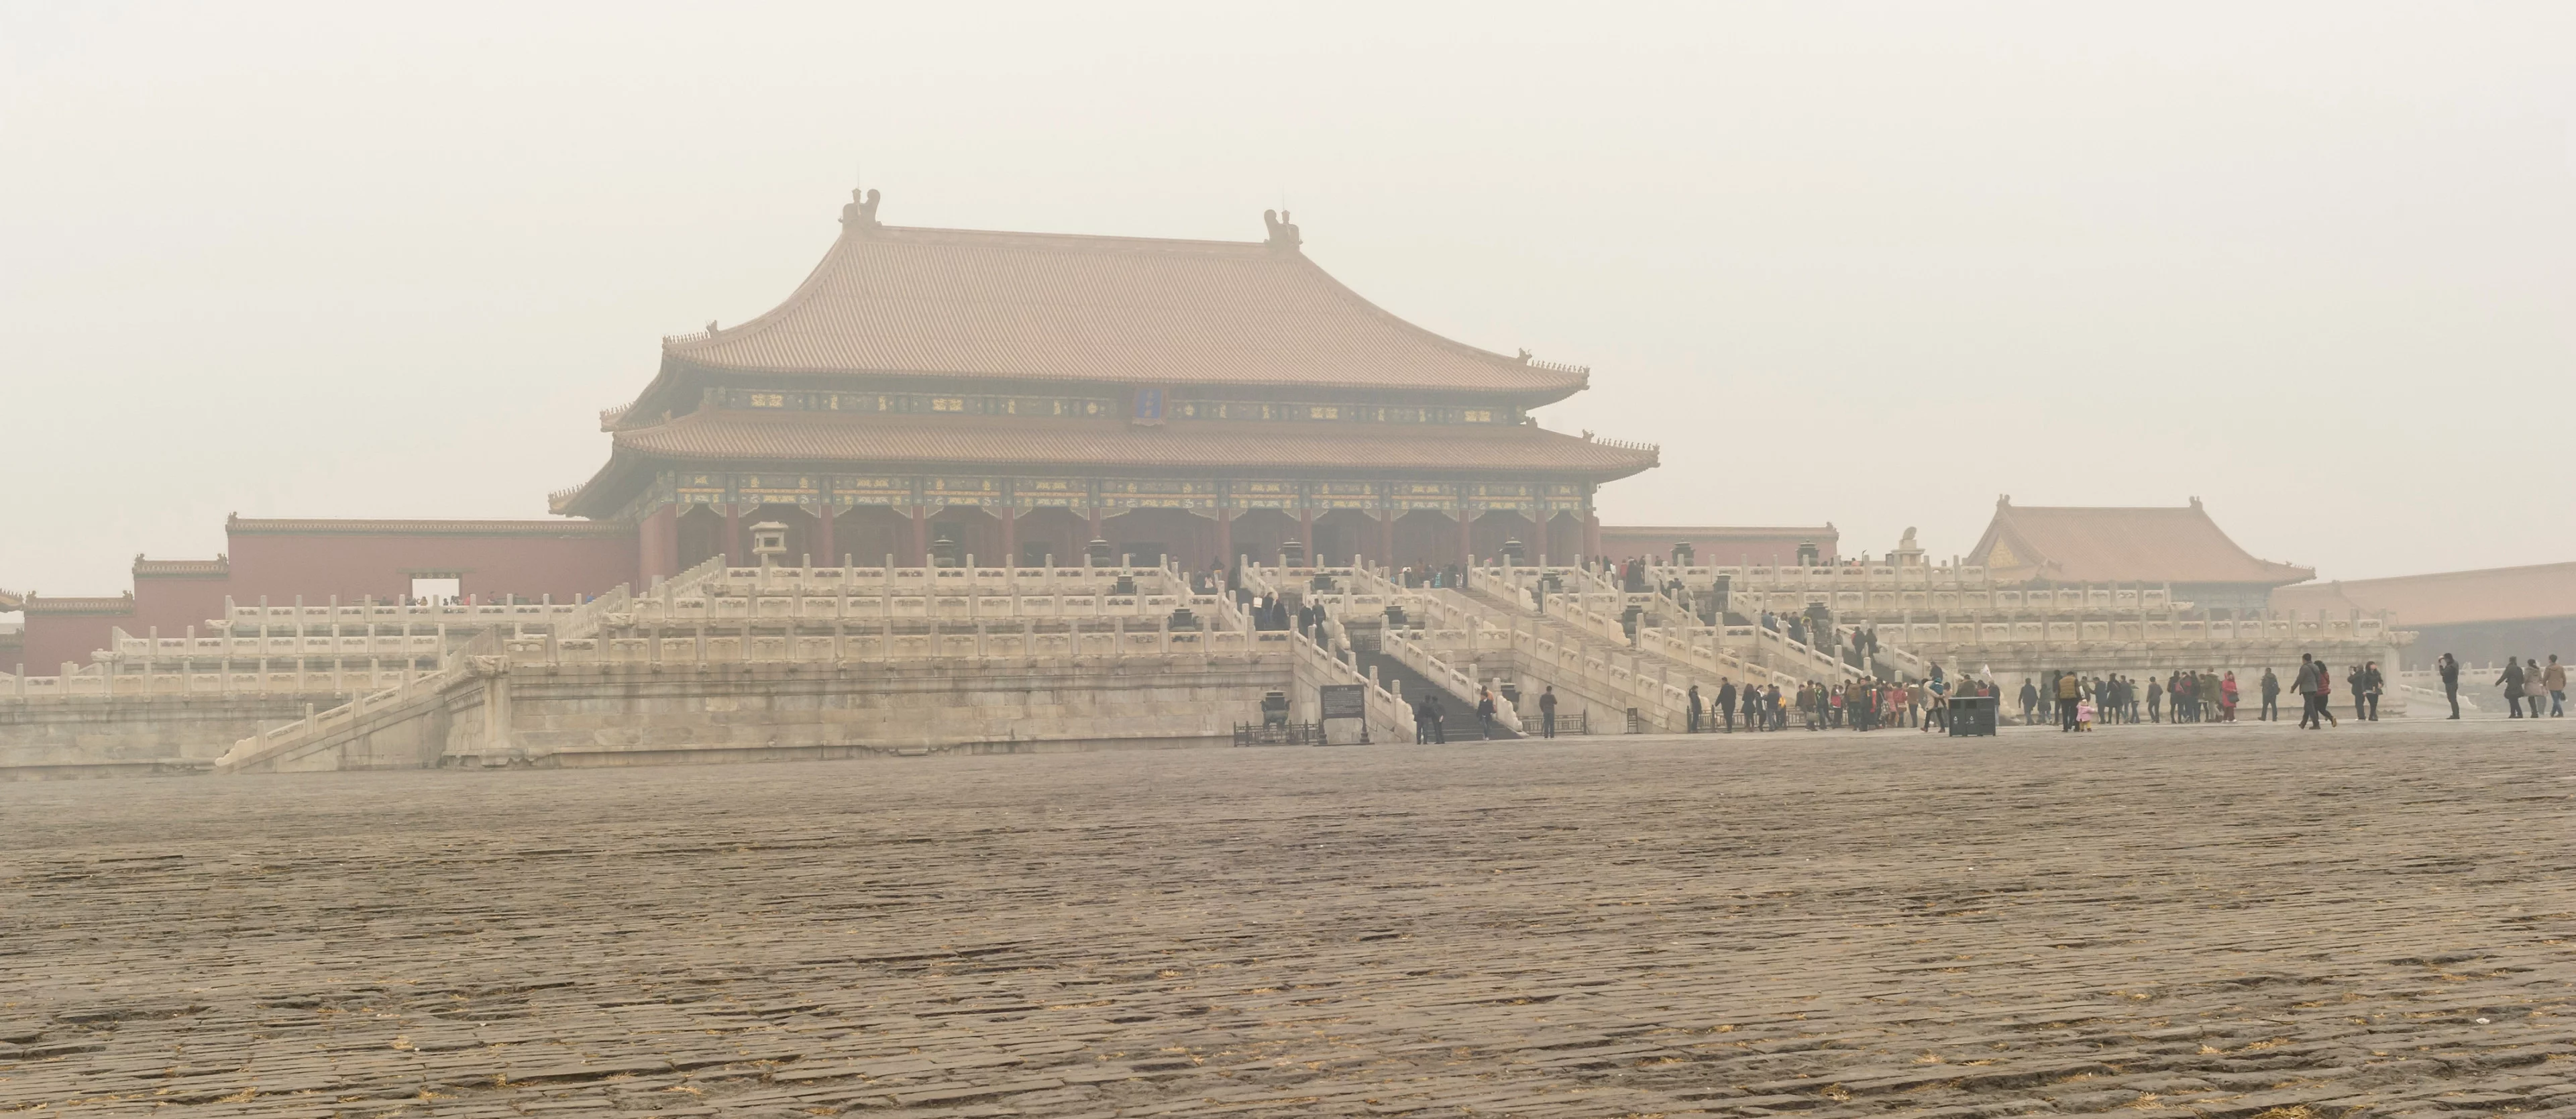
<box><xmin>3</xmin><ymin>720</ymin><xmax>2574</xmax><ymax>1118</ymax></box>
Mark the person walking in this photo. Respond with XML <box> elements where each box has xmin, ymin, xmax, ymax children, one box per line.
<box><xmin>2362</xmin><ymin>661</ymin><xmax>2385</xmax><ymax>721</ymax></box>
<box><xmin>2019</xmin><ymin>678</ymin><xmax>2041</xmax><ymax>725</ymax></box>
<box><xmin>2220</xmin><ymin>670</ymin><xmax>2240</xmax><ymax>722</ymax></box>
<box><xmin>2498</xmin><ymin>658</ymin><xmax>2527</xmax><ymax>718</ymax></box>
<box><xmin>2436</xmin><ymin>653</ymin><xmax>2461</xmax><ymax>718</ymax></box>
<box><xmin>2056</xmin><ymin>671</ymin><xmax>2082</xmax><ymax>731</ymax></box>
<box><xmin>1686</xmin><ymin>684</ymin><xmax>1703</xmax><ymax>734</ymax></box>
<box><xmin>1475</xmin><ymin>687</ymin><xmax>1498</xmax><ymax>740</ymax></box>
<box><xmin>2347</xmin><ymin>663</ymin><xmax>2369</xmax><ymax>723</ymax></box>
<box><xmin>2294</xmin><ymin>653</ymin><xmax>2322</xmax><ymax>729</ymax></box>
<box><xmin>2316</xmin><ymin>665</ymin><xmax>2338</xmax><ymax>727</ymax></box>
<box><xmin>2259</xmin><ymin>667</ymin><xmax>2280</xmax><ymax>721</ymax></box>
<box><xmin>2147</xmin><ymin>675</ymin><xmax>2163</xmax><ymax>723</ymax></box>
<box><xmin>1717</xmin><ymin>678</ymin><xmax>1737</xmax><ymax>733</ymax></box>
<box><xmin>2545</xmin><ymin>655</ymin><xmax>2567</xmax><ymax>717</ymax></box>
<box><xmin>1538</xmin><ymin>686</ymin><xmax>1558</xmax><ymax>738</ymax></box>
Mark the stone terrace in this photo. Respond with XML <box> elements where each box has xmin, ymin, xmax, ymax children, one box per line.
<box><xmin>3</xmin><ymin>721</ymin><xmax>2573</xmax><ymax>1118</ymax></box>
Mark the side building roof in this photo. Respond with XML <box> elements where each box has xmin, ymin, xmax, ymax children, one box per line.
<box><xmin>1966</xmin><ymin>497</ymin><xmax>2314</xmax><ymax>587</ymax></box>
<box><xmin>227</xmin><ymin>517</ymin><xmax>629</xmax><ymax>538</ymax></box>
<box><xmin>2270</xmin><ymin>561</ymin><xmax>2576</xmax><ymax>627</ymax></box>
<box><xmin>649</xmin><ymin>197</ymin><xmax>1589</xmax><ymax>404</ymax></box>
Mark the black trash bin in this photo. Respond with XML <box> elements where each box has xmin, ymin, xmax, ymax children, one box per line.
<box><xmin>1947</xmin><ymin>695</ymin><xmax>1999</xmax><ymax>737</ymax></box>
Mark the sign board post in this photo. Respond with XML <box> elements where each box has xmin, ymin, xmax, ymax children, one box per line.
<box><xmin>1319</xmin><ymin>684</ymin><xmax>1368</xmax><ymax>745</ymax></box>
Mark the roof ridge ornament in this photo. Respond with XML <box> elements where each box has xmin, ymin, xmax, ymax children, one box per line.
<box><xmin>842</xmin><ymin>188</ymin><xmax>883</xmax><ymax>232</ymax></box>
<box><xmin>1262</xmin><ymin>209</ymin><xmax>1301</xmax><ymax>253</ymax></box>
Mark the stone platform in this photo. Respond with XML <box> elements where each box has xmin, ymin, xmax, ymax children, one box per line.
<box><xmin>3</xmin><ymin>720</ymin><xmax>2572</xmax><ymax>1117</ymax></box>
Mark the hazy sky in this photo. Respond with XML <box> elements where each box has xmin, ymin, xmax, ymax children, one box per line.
<box><xmin>5</xmin><ymin>2</ymin><xmax>2571</xmax><ymax>596</ymax></box>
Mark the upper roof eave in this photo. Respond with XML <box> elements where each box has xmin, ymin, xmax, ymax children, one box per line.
<box><xmin>650</xmin><ymin>207</ymin><xmax>1593</xmax><ymax>398</ymax></box>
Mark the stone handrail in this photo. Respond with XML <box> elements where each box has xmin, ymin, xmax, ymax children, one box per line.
<box><xmin>1288</xmin><ymin>627</ymin><xmax>1413</xmax><ymax>744</ymax></box>
<box><xmin>1379</xmin><ymin>626</ymin><xmax>1522</xmax><ymax>734</ymax></box>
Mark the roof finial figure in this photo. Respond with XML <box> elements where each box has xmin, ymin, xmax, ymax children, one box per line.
<box><xmin>1262</xmin><ymin>208</ymin><xmax>1301</xmax><ymax>252</ymax></box>
<box><xmin>842</xmin><ymin>188</ymin><xmax>883</xmax><ymax>231</ymax></box>
<box><xmin>1516</xmin><ymin>348</ymin><xmax>1532</xmax><ymax>362</ymax></box>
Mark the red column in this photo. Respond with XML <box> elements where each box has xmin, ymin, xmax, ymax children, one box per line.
<box><xmin>1215</xmin><ymin>508</ymin><xmax>1232</xmax><ymax>569</ymax></box>
<box><xmin>722</xmin><ymin>504</ymin><xmax>743</xmax><ymax>566</ymax></box>
<box><xmin>1000</xmin><ymin>507</ymin><xmax>1018</xmax><ymax>568</ymax></box>
<box><xmin>1456</xmin><ymin>509</ymin><xmax>1472</xmax><ymax>566</ymax></box>
<box><xmin>814</xmin><ymin>504</ymin><xmax>836</xmax><ymax>566</ymax></box>
<box><xmin>1583</xmin><ymin>511</ymin><xmax>1602</xmax><ymax>561</ymax></box>
<box><xmin>1087</xmin><ymin>505</ymin><xmax>1104</xmax><ymax>545</ymax></box>
<box><xmin>909</xmin><ymin>506</ymin><xmax>929</xmax><ymax>567</ymax></box>
<box><xmin>1377</xmin><ymin>510</ymin><xmax>1395</xmax><ymax>568</ymax></box>
<box><xmin>641</xmin><ymin>503</ymin><xmax>679</xmax><ymax>585</ymax></box>
<box><xmin>1299</xmin><ymin>507</ymin><xmax>1313</xmax><ymax>563</ymax></box>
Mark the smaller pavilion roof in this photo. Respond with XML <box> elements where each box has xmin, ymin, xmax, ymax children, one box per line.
<box><xmin>1967</xmin><ymin>497</ymin><xmax>2312</xmax><ymax>586</ymax></box>
<box><xmin>2270</xmin><ymin>562</ymin><xmax>2576</xmax><ymax>627</ymax></box>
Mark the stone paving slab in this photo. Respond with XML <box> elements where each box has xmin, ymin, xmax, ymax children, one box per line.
<box><xmin>2</xmin><ymin>719</ymin><xmax>2572</xmax><ymax>1116</ymax></box>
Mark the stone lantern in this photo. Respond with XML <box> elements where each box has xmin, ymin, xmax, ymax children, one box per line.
<box><xmin>749</xmin><ymin>521</ymin><xmax>790</xmax><ymax>566</ymax></box>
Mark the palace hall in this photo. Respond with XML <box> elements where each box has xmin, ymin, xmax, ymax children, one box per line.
<box><xmin>564</xmin><ymin>192</ymin><xmax>1661</xmax><ymax>580</ymax></box>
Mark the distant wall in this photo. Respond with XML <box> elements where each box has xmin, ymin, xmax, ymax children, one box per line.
<box><xmin>224</xmin><ymin>523</ymin><xmax>637</xmax><ymax>606</ymax></box>
<box><xmin>15</xmin><ymin>519</ymin><xmax>639</xmax><ymax>670</ymax></box>
<box><xmin>1597</xmin><ymin>526</ymin><xmax>1838</xmax><ymax>567</ymax></box>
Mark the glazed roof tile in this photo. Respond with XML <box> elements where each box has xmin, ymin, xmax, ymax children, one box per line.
<box><xmin>661</xmin><ymin>219</ymin><xmax>1587</xmax><ymax>396</ymax></box>
<box><xmin>1968</xmin><ymin>499</ymin><xmax>2313</xmax><ymax>586</ymax></box>
<box><xmin>2270</xmin><ymin>562</ymin><xmax>2576</xmax><ymax>627</ymax></box>
<box><xmin>612</xmin><ymin>409</ymin><xmax>1657</xmax><ymax>477</ymax></box>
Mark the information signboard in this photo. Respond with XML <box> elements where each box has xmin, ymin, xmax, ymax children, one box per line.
<box><xmin>1319</xmin><ymin>684</ymin><xmax>1367</xmax><ymax>722</ymax></box>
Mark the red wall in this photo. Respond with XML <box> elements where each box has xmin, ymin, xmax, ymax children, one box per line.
<box><xmin>223</xmin><ymin>529</ymin><xmax>638</xmax><ymax>606</ymax></box>
<box><xmin>19</xmin><ymin>608</ymin><xmax>129</xmax><ymax>674</ymax></box>
<box><xmin>13</xmin><ymin>523</ymin><xmax>640</xmax><ymax>675</ymax></box>
<box><xmin>133</xmin><ymin>575</ymin><xmax>240</xmax><ymax>639</ymax></box>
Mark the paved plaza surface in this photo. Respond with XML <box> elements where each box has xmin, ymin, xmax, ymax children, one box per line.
<box><xmin>5</xmin><ymin>721</ymin><xmax>2575</xmax><ymax>1118</ymax></box>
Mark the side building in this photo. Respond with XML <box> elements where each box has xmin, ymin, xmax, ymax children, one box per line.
<box><xmin>2271</xmin><ymin>562</ymin><xmax>2576</xmax><ymax>668</ymax></box>
<box><xmin>1965</xmin><ymin>496</ymin><xmax>2313</xmax><ymax>612</ymax></box>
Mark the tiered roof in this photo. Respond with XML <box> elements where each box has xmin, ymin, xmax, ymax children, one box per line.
<box><xmin>1968</xmin><ymin>497</ymin><xmax>2312</xmax><ymax>586</ymax></box>
<box><xmin>2270</xmin><ymin>562</ymin><xmax>2576</xmax><ymax>627</ymax></box>
<box><xmin>562</xmin><ymin>196</ymin><xmax>1656</xmax><ymax>519</ymax></box>
<box><xmin>647</xmin><ymin>207</ymin><xmax>1588</xmax><ymax>403</ymax></box>
<box><xmin>610</xmin><ymin>409</ymin><xmax>1655</xmax><ymax>475</ymax></box>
